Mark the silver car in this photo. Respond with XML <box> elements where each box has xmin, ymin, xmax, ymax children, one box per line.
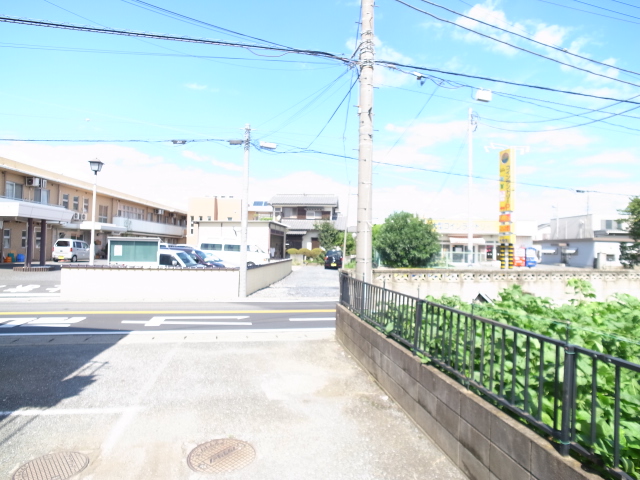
<box><xmin>52</xmin><ymin>239</ymin><xmax>90</xmax><ymax>262</ymax></box>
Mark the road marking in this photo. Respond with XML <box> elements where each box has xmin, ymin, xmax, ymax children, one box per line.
<box><xmin>46</xmin><ymin>286</ymin><xmax>61</xmax><ymax>293</ymax></box>
<box><xmin>121</xmin><ymin>315</ymin><xmax>251</xmax><ymax>327</ymax></box>
<box><xmin>0</xmin><ymin>309</ymin><xmax>334</xmax><ymax>316</ymax></box>
<box><xmin>0</xmin><ymin>407</ymin><xmax>144</xmax><ymax>417</ymax></box>
<box><xmin>0</xmin><ymin>317</ymin><xmax>86</xmax><ymax>328</ymax></box>
<box><xmin>289</xmin><ymin>317</ymin><xmax>335</xmax><ymax>322</ymax></box>
<box><xmin>3</xmin><ymin>284</ymin><xmax>40</xmax><ymax>293</ymax></box>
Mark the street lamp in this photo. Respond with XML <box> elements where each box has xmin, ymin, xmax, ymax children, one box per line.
<box><xmin>88</xmin><ymin>159</ymin><xmax>104</xmax><ymax>266</ymax></box>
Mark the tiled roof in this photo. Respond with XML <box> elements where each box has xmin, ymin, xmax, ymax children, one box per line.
<box><xmin>269</xmin><ymin>194</ymin><xmax>339</xmax><ymax>207</ymax></box>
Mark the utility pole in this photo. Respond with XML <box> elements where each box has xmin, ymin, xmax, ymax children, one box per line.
<box><xmin>467</xmin><ymin>107</ymin><xmax>474</xmax><ymax>265</ymax></box>
<box><xmin>239</xmin><ymin>124</ymin><xmax>250</xmax><ymax>298</ymax></box>
<box><xmin>356</xmin><ymin>0</ymin><xmax>375</xmax><ymax>283</ymax></box>
<box><xmin>342</xmin><ymin>184</ymin><xmax>351</xmax><ymax>256</ymax></box>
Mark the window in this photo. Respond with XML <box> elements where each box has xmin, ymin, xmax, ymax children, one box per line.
<box><xmin>227</xmin><ymin>217</ymin><xmax>232</xmax><ymax>221</ymax></box>
<box><xmin>62</xmin><ymin>193</ymin><xmax>69</xmax><ymax>209</ymax></box>
<box><xmin>201</xmin><ymin>243</ymin><xmax>222</xmax><ymax>251</ymax></box>
<box><xmin>606</xmin><ymin>254</ymin><xmax>615</xmax><ymax>262</ymax></box>
<box><xmin>21</xmin><ymin>230</ymin><xmax>27</xmax><ymax>248</ymax></box>
<box><xmin>2</xmin><ymin>229</ymin><xmax>9</xmax><ymax>249</ymax></box>
<box><xmin>306</xmin><ymin>209</ymin><xmax>322</xmax><ymax>219</ymax></box>
<box><xmin>83</xmin><ymin>198</ymin><xmax>89</xmax><ymax>213</ymax></box>
<box><xmin>73</xmin><ymin>196</ymin><xmax>79</xmax><ymax>211</ymax></box>
<box><xmin>98</xmin><ymin>205</ymin><xmax>108</xmax><ymax>223</ymax></box>
<box><xmin>283</xmin><ymin>207</ymin><xmax>295</xmax><ymax>218</ymax></box>
<box><xmin>36</xmin><ymin>231</ymin><xmax>41</xmax><ymax>249</ymax></box>
<box><xmin>34</xmin><ymin>188</ymin><xmax>50</xmax><ymax>204</ymax></box>
<box><xmin>207</xmin><ymin>216</ymin><xmax>211</xmax><ymax>221</ymax></box>
<box><xmin>224</xmin><ymin>244</ymin><xmax>241</xmax><ymax>252</ymax></box>
<box><xmin>199</xmin><ymin>216</ymin><xmax>203</xmax><ymax>221</ymax></box>
<box><xmin>5</xmin><ymin>181</ymin><xmax>23</xmax><ymax>199</ymax></box>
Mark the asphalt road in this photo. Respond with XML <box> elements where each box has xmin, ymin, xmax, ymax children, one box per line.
<box><xmin>0</xmin><ymin>301</ymin><xmax>337</xmax><ymax>335</ymax></box>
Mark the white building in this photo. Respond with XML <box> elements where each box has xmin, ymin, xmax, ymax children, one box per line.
<box><xmin>534</xmin><ymin>214</ymin><xmax>631</xmax><ymax>268</ymax></box>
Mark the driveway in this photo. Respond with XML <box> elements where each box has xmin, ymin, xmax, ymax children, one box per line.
<box><xmin>249</xmin><ymin>264</ymin><xmax>340</xmax><ymax>300</ymax></box>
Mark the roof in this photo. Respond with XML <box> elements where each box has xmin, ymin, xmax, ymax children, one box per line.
<box><xmin>270</xmin><ymin>194</ymin><xmax>339</xmax><ymax>207</ymax></box>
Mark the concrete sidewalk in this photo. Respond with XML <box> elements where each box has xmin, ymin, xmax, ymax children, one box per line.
<box><xmin>0</xmin><ymin>331</ymin><xmax>467</xmax><ymax>480</ymax></box>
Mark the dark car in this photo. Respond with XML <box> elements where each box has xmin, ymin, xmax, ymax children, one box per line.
<box><xmin>324</xmin><ymin>250</ymin><xmax>343</xmax><ymax>269</ymax></box>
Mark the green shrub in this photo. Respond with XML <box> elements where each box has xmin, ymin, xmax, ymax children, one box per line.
<box><xmin>298</xmin><ymin>248</ymin><xmax>312</xmax><ymax>257</ymax></box>
<box><xmin>310</xmin><ymin>248</ymin><xmax>324</xmax><ymax>258</ymax></box>
<box><xmin>286</xmin><ymin>248</ymin><xmax>299</xmax><ymax>255</ymax></box>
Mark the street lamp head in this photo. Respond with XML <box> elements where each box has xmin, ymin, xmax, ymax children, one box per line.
<box><xmin>88</xmin><ymin>159</ymin><xmax>104</xmax><ymax>175</ymax></box>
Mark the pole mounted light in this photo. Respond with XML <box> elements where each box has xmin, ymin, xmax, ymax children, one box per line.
<box><xmin>88</xmin><ymin>159</ymin><xmax>104</xmax><ymax>266</ymax></box>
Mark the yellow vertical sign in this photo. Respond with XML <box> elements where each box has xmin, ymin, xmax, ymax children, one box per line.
<box><xmin>499</xmin><ymin>148</ymin><xmax>516</xmax><ymax>247</ymax></box>
<box><xmin>499</xmin><ymin>148</ymin><xmax>515</xmax><ymax>212</ymax></box>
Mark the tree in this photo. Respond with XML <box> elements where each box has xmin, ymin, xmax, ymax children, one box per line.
<box><xmin>373</xmin><ymin>212</ymin><xmax>440</xmax><ymax>268</ymax></box>
<box><xmin>619</xmin><ymin>197</ymin><xmax>640</xmax><ymax>267</ymax></box>
<box><xmin>314</xmin><ymin>221</ymin><xmax>342</xmax><ymax>250</ymax></box>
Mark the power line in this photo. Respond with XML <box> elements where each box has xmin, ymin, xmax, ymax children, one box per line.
<box><xmin>120</xmin><ymin>0</ymin><xmax>294</xmax><ymax>49</ymax></box>
<box><xmin>609</xmin><ymin>0</ymin><xmax>640</xmax><ymax>10</ymax></box>
<box><xmin>413</xmin><ymin>0</ymin><xmax>640</xmax><ymax>78</ymax></box>
<box><xmin>393</xmin><ymin>0</ymin><xmax>640</xmax><ymax>87</ymax></box>
<box><xmin>0</xmin><ymin>15</ymin><xmax>354</xmax><ymax>65</ymax></box>
<box><xmin>377</xmin><ymin>61</ymin><xmax>640</xmax><ymax>105</ymax></box>
<box><xmin>569</xmin><ymin>0</ymin><xmax>640</xmax><ymax>20</ymax></box>
<box><xmin>533</xmin><ymin>0</ymin><xmax>640</xmax><ymax>24</ymax></box>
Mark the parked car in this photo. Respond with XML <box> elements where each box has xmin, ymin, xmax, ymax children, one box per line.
<box><xmin>324</xmin><ymin>250</ymin><xmax>343</xmax><ymax>269</ymax></box>
<box><xmin>170</xmin><ymin>246</ymin><xmax>229</xmax><ymax>268</ymax></box>
<box><xmin>199</xmin><ymin>241</ymin><xmax>269</xmax><ymax>267</ymax></box>
<box><xmin>52</xmin><ymin>239</ymin><xmax>90</xmax><ymax>262</ymax></box>
<box><xmin>158</xmin><ymin>249</ymin><xmax>202</xmax><ymax>268</ymax></box>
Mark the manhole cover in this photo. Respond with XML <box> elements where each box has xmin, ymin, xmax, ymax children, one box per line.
<box><xmin>12</xmin><ymin>452</ymin><xmax>89</xmax><ymax>480</ymax></box>
<box><xmin>187</xmin><ymin>439</ymin><xmax>255</xmax><ymax>474</ymax></box>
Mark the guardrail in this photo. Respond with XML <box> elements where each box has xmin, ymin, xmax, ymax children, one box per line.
<box><xmin>339</xmin><ymin>273</ymin><xmax>640</xmax><ymax>480</ymax></box>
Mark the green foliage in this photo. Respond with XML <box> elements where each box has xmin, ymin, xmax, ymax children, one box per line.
<box><xmin>310</xmin><ymin>248</ymin><xmax>324</xmax><ymax>258</ymax></box>
<box><xmin>345</xmin><ymin>232</ymin><xmax>355</xmax><ymax>255</ymax></box>
<box><xmin>362</xmin><ymin>279</ymin><xmax>640</xmax><ymax>478</ymax></box>
<box><xmin>286</xmin><ymin>248</ymin><xmax>299</xmax><ymax>255</ymax></box>
<box><xmin>373</xmin><ymin>212</ymin><xmax>440</xmax><ymax>268</ymax></box>
<box><xmin>298</xmin><ymin>248</ymin><xmax>312</xmax><ymax>257</ymax></box>
<box><xmin>619</xmin><ymin>197</ymin><xmax>640</xmax><ymax>267</ymax></box>
<box><xmin>314</xmin><ymin>221</ymin><xmax>342</xmax><ymax>250</ymax></box>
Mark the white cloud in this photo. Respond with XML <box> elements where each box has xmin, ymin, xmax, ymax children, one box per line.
<box><xmin>525</xmin><ymin>129</ymin><xmax>594</xmax><ymax>150</ymax></box>
<box><xmin>182</xmin><ymin>150</ymin><xmax>243</xmax><ymax>172</ymax></box>
<box><xmin>184</xmin><ymin>83</ymin><xmax>208</xmax><ymax>91</ymax></box>
<box><xmin>573</xmin><ymin>151</ymin><xmax>639</xmax><ymax>166</ymax></box>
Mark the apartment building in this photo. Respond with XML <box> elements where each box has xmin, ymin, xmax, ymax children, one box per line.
<box><xmin>0</xmin><ymin>156</ymin><xmax>187</xmax><ymax>265</ymax></box>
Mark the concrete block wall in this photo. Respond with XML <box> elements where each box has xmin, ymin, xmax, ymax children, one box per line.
<box><xmin>336</xmin><ymin>304</ymin><xmax>603</xmax><ymax>480</ymax></box>
<box><xmin>246</xmin><ymin>259</ymin><xmax>292</xmax><ymax>295</ymax></box>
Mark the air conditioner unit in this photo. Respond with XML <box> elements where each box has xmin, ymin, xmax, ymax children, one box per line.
<box><xmin>155</xmin><ymin>209</ymin><xmax>164</xmax><ymax>215</ymax></box>
<box><xmin>41</xmin><ymin>179</ymin><xmax>47</xmax><ymax>188</ymax></box>
<box><xmin>26</xmin><ymin>177</ymin><xmax>41</xmax><ymax>187</ymax></box>
<box><xmin>80</xmin><ymin>213</ymin><xmax>87</xmax><ymax>220</ymax></box>
<box><xmin>72</xmin><ymin>212</ymin><xmax>80</xmax><ymax>220</ymax></box>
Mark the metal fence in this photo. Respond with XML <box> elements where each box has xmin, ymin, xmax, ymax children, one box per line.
<box><xmin>339</xmin><ymin>273</ymin><xmax>640</xmax><ymax>480</ymax></box>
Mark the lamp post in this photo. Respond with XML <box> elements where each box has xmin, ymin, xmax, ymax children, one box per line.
<box><xmin>88</xmin><ymin>159</ymin><xmax>104</xmax><ymax>266</ymax></box>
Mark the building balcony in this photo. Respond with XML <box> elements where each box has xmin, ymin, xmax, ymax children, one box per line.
<box><xmin>112</xmin><ymin>216</ymin><xmax>186</xmax><ymax>238</ymax></box>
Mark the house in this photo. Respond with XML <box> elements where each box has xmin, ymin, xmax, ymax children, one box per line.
<box><xmin>534</xmin><ymin>214</ymin><xmax>631</xmax><ymax>268</ymax></box>
<box><xmin>270</xmin><ymin>194</ymin><xmax>346</xmax><ymax>250</ymax></box>
<box><xmin>0</xmin><ymin>156</ymin><xmax>187</xmax><ymax>265</ymax></box>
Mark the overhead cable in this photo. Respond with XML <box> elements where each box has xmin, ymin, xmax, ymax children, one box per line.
<box><xmin>410</xmin><ymin>0</ymin><xmax>640</xmax><ymax>78</ymax></box>
<box><xmin>0</xmin><ymin>15</ymin><xmax>354</xmax><ymax>65</ymax></box>
<box><xmin>569</xmin><ymin>0</ymin><xmax>640</xmax><ymax>20</ymax></box>
<box><xmin>394</xmin><ymin>0</ymin><xmax>640</xmax><ymax>87</ymax></box>
<box><xmin>377</xmin><ymin>61</ymin><xmax>640</xmax><ymax>105</ymax></box>
<box><xmin>534</xmin><ymin>0</ymin><xmax>640</xmax><ymax>24</ymax></box>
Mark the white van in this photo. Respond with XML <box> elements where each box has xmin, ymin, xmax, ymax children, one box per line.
<box><xmin>199</xmin><ymin>241</ymin><xmax>269</xmax><ymax>266</ymax></box>
<box><xmin>52</xmin><ymin>239</ymin><xmax>91</xmax><ymax>262</ymax></box>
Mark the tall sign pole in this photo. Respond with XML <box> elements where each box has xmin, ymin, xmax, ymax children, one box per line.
<box><xmin>356</xmin><ymin>0</ymin><xmax>375</xmax><ymax>283</ymax></box>
<box><xmin>239</xmin><ymin>124</ymin><xmax>250</xmax><ymax>298</ymax></box>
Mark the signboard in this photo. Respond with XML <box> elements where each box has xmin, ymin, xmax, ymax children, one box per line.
<box><xmin>499</xmin><ymin>148</ymin><xmax>514</xmax><ymax>213</ymax></box>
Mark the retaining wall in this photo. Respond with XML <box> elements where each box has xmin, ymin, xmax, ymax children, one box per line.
<box><xmin>335</xmin><ymin>304</ymin><xmax>603</xmax><ymax>480</ymax></box>
<box><xmin>60</xmin><ymin>260</ymin><xmax>291</xmax><ymax>302</ymax></box>
<box><xmin>367</xmin><ymin>268</ymin><xmax>640</xmax><ymax>303</ymax></box>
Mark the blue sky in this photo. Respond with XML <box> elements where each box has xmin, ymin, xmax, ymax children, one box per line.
<box><xmin>1</xmin><ymin>0</ymin><xmax>638</xmax><ymax>225</ymax></box>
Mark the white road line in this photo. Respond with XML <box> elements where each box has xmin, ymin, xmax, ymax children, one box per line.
<box><xmin>0</xmin><ymin>327</ymin><xmax>336</xmax><ymax>337</ymax></box>
<box><xmin>0</xmin><ymin>293</ymin><xmax>60</xmax><ymax>297</ymax></box>
<box><xmin>122</xmin><ymin>321</ymin><xmax>252</xmax><ymax>326</ymax></box>
<box><xmin>0</xmin><ymin>407</ymin><xmax>144</xmax><ymax>416</ymax></box>
<box><xmin>289</xmin><ymin>317</ymin><xmax>335</xmax><ymax>322</ymax></box>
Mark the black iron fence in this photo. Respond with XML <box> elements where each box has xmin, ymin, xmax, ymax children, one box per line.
<box><xmin>339</xmin><ymin>273</ymin><xmax>640</xmax><ymax>480</ymax></box>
